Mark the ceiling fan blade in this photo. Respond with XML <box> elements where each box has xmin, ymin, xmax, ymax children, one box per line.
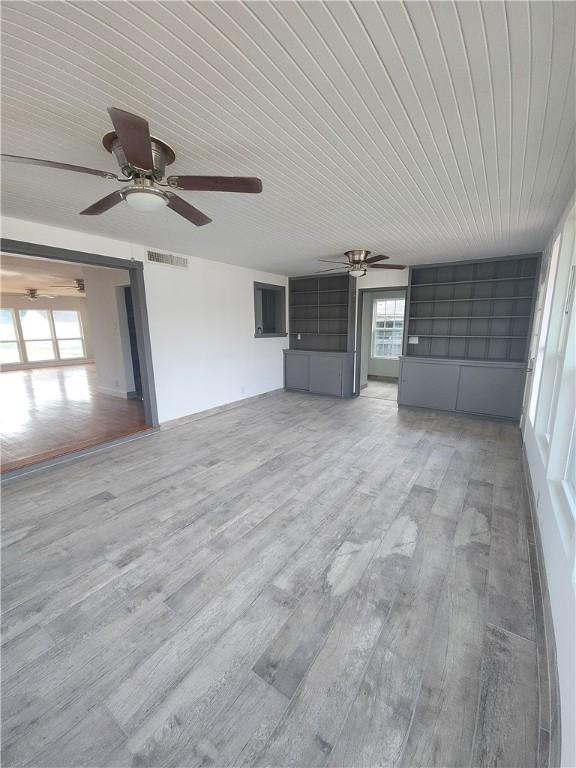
<box><xmin>318</xmin><ymin>259</ymin><xmax>348</xmax><ymax>265</ymax></box>
<box><xmin>368</xmin><ymin>264</ymin><xmax>406</xmax><ymax>270</ymax></box>
<box><xmin>80</xmin><ymin>189</ymin><xmax>125</xmax><ymax>215</ymax></box>
<box><xmin>167</xmin><ymin>176</ymin><xmax>263</xmax><ymax>193</ymax></box>
<box><xmin>165</xmin><ymin>192</ymin><xmax>212</xmax><ymax>226</ymax></box>
<box><xmin>1</xmin><ymin>154</ymin><xmax>118</xmax><ymax>179</ymax></box>
<box><xmin>107</xmin><ymin>107</ymin><xmax>154</xmax><ymax>171</ymax></box>
<box><xmin>314</xmin><ymin>267</ymin><xmax>346</xmax><ymax>273</ymax></box>
<box><xmin>365</xmin><ymin>254</ymin><xmax>390</xmax><ymax>264</ymax></box>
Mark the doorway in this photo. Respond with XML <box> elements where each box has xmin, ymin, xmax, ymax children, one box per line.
<box><xmin>0</xmin><ymin>239</ymin><xmax>157</xmax><ymax>474</ymax></box>
<box><xmin>355</xmin><ymin>287</ymin><xmax>407</xmax><ymax>401</ymax></box>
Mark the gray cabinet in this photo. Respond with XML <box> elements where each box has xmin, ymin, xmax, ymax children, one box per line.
<box><xmin>284</xmin><ymin>350</ymin><xmax>353</xmax><ymax>398</ymax></box>
<box><xmin>455</xmin><ymin>364</ymin><xmax>526</xmax><ymax>418</ymax></box>
<box><xmin>398</xmin><ymin>360</ymin><xmax>460</xmax><ymax>411</ymax></box>
<box><xmin>398</xmin><ymin>357</ymin><xmax>527</xmax><ymax>420</ymax></box>
<box><xmin>285</xmin><ymin>352</ymin><xmax>310</xmax><ymax>391</ymax></box>
<box><xmin>310</xmin><ymin>355</ymin><xmax>343</xmax><ymax>397</ymax></box>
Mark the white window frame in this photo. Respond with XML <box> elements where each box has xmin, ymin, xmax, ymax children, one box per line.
<box><xmin>371</xmin><ymin>296</ymin><xmax>405</xmax><ymax>360</ymax></box>
<box><xmin>52</xmin><ymin>310</ymin><xmax>86</xmax><ymax>360</ymax></box>
<box><xmin>0</xmin><ymin>307</ymin><xmax>87</xmax><ymax>366</ymax></box>
<box><xmin>0</xmin><ymin>308</ymin><xmax>23</xmax><ymax>364</ymax></box>
<box><xmin>18</xmin><ymin>308</ymin><xmax>57</xmax><ymax>362</ymax></box>
<box><xmin>532</xmin><ymin>212</ymin><xmax>576</xmax><ymax>461</ymax></box>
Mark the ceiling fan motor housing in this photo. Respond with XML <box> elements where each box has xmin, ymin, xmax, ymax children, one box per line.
<box><xmin>102</xmin><ymin>133</ymin><xmax>175</xmax><ymax>179</ymax></box>
<box><xmin>345</xmin><ymin>249</ymin><xmax>371</xmax><ymax>263</ymax></box>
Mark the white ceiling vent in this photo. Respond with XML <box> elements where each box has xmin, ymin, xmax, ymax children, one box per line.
<box><xmin>147</xmin><ymin>250</ymin><xmax>188</xmax><ymax>269</ymax></box>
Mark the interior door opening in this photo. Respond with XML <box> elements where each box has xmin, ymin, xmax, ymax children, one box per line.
<box><xmin>355</xmin><ymin>288</ymin><xmax>407</xmax><ymax>402</ymax></box>
<box><xmin>0</xmin><ymin>240</ymin><xmax>157</xmax><ymax>475</ymax></box>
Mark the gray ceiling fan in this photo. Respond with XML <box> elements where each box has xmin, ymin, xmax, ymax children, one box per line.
<box><xmin>4</xmin><ymin>288</ymin><xmax>56</xmax><ymax>301</ymax></box>
<box><xmin>1</xmin><ymin>107</ymin><xmax>263</xmax><ymax>227</ymax></box>
<box><xmin>48</xmin><ymin>278</ymin><xmax>85</xmax><ymax>294</ymax></box>
<box><xmin>316</xmin><ymin>249</ymin><xmax>406</xmax><ymax>277</ymax></box>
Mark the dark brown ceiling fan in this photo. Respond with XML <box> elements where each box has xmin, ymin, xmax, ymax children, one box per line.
<box><xmin>316</xmin><ymin>249</ymin><xmax>405</xmax><ymax>277</ymax></box>
<box><xmin>1</xmin><ymin>107</ymin><xmax>263</xmax><ymax>227</ymax></box>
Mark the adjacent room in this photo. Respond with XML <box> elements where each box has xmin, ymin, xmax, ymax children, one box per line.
<box><xmin>0</xmin><ymin>2</ymin><xmax>574</xmax><ymax>768</ymax></box>
<box><xmin>0</xmin><ymin>254</ymin><xmax>149</xmax><ymax>473</ymax></box>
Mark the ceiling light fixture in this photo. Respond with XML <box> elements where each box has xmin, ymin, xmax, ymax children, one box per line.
<box><xmin>349</xmin><ymin>267</ymin><xmax>367</xmax><ymax>278</ymax></box>
<box><xmin>124</xmin><ymin>186</ymin><xmax>167</xmax><ymax>212</ymax></box>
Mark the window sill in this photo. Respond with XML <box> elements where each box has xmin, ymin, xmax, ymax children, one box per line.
<box><xmin>254</xmin><ymin>333</ymin><xmax>288</xmax><ymax>338</ymax></box>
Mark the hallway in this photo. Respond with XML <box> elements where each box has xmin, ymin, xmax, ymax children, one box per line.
<box><xmin>360</xmin><ymin>377</ymin><xmax>398</xmax><ymax>402</ymax></box>
<box><xmin>1</xmin><ymin>364</ymin><xmax>147</xmax><ymax>473</ymax></box>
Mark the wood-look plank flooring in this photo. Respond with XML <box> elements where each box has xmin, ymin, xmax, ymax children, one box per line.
<box><xmin>360</xmin><ymin>378</ymin><xmax>398</xmax><ymax>401</ymax></box>
<box><xmin>1</xmin><ymin>391</ymin><xmax>540</xmax><ymax>767</ymax></box>
<box><xmin>0</xmin><ymin>365</ymin><xmax>147</xmax><ymax>474</ymax></box>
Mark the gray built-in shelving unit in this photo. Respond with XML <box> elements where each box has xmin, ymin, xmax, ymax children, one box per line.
<box><xmin>284</xmin><ymin>273</ymin><xmax>355</xmax><ymax>397</ymax></box>
<box><xmin>399</xmin><ymin>254</ymin><xmax>541</xmax><ymax>420</ymax></box>
<box><xmin>288</xmin><ymin>274</ymin><xmax>354</xmax><ymax>353</ymax></box>
<box><xmin>406</xmin><ymin>255</ymin><xmax>539</xmax><ymax>362</ymax></box>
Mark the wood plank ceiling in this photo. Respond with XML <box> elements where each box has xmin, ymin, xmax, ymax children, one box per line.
<box><xmin>1</xmin><ymin>1</ymin><xmax>574</xmax><ymax>275</ymax></box>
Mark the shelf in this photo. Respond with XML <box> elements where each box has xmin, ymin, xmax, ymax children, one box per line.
<box><xmin>290</xmin><ymin>303</ymin><xmax>348</xmax><ymax>309</ymax></box>
<box><xmin>290</xmin><ymin>332</ymin><xmax>347</xmax><ymax>336</ymax></box>
<box><xmin>410</xmin><ymin>334</ymin><xmax>527</xmax><ymax>339</ymax></box>
<box><xmin>409</xmin><ymin>315</ymin><xmax>531</xmax><ymax>320</ymax></box>
<box><xmin>289</xmin><ymin>289</ymin><xmax>348</xmax><ymax>294</ymax></box>
<box><xmin>409</xmin><ymin>296</ymin><xmax>533</xmax><ymax>304</ymax></box>
<box><xmin>411</xmin><ymin>276</ymin><xmax>535</xmax><ymax>288</ymax></box>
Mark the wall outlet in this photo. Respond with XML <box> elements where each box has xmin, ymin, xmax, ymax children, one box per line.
<box><xmin>408</xmin><ymin>336</ymin><xmax>419</xmax><ymax>344</ymax></box>
<box><xmin>297</xmin><ymin>333</ymin><xmax>301</xmax><ymax>340</ymax></box>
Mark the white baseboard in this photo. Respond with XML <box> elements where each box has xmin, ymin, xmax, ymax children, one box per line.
<box><xmin>97</xmin><ymin>385</ymin><xmax>129</xmax><ymax>399</ymax></box>
<box><xmin>160</xmin><ymin>388</ymin><xmax>285</xmax><ymax>431</ymax></box>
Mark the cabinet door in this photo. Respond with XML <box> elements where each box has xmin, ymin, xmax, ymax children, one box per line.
<box><xmin>310</xmin><ymin>356</ymin><xmax>343</xmax><ymax>396</ymax></box>
<box><xmin>285</xmin><ymin>354</ymin><xmax>310</xmax><ymax>391</ymax></box>
<box><xmin>398</xmin><ymin>360</ymin><xmax>459</xmax><ymax>410</ymax></box>
<box><xmin>456</xmin><ymin>365</ymin><xmax>526</xmax><ymax>418</ymax></box>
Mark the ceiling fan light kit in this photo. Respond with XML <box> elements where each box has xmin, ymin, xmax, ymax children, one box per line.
<box><xmin>1</xmin><ymin>107</ymin><xmax>263</xmax><ymax>227</ymax></box>
<box><xmin>124</xmin><ymin>182</ymin><xmax>168</xmax><ymax>213</ymax></box>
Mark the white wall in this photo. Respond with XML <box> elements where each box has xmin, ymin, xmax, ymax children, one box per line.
<box><xmin>521</xmin><ymin>196</ymin><xmax>575</xmax><ymax>768</ymax></box>
<box><xmin>142</xmin><ymin>256</ymin><xmax>288</xmax><ymax>422</ymax></box>
<box><xmin>1</xmin><ymin>216</ymin><xmax>288</xmax><ymax>422</ymax></box>
<box><xmin>0</xmin><ymin>293</ymin><xmax>93</xmax><ymax>368</ymax></box>
<box><xmin>82</xmin><ymin>266</ymin><xmax>133</xmax><ymax>398</ymax></box>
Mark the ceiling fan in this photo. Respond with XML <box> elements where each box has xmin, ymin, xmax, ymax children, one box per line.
<box><xmin>316</xmin><ymin>249</ymin><xmax>406</xmax><ymax>277</ymax></box>
<box><xmin>3</xmin><ymin>288</ymin><xmax>56</xmax><ymax>301</ymax></box>
<box><xmin>1</xmin><ymin>107</ymin><xmax>263</xmax><ymax>227</ymax></box>
<box><xmin>48</xmin><ymin>278</ymin><xmax>85</xmax><ymax>294</ymax></box>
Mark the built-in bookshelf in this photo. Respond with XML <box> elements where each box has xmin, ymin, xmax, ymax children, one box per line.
<box><xmin>406</xmin><ymin>256</ymin><xmax>539</xmax><ymax>362</ymax></box>
<box><xmin>289</xmin><ymin>274</ymin><xmax>352</xmax><ymax>352</ymax></box>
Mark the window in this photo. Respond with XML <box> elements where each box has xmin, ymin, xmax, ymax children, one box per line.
<box><xmin>53</xmin><ymin>310</ymin><xmax>85</xmax><ymax>359</ymax></box>
<box><xmin>528</xmin><ymin>234</ymin><xmax>561</xmax><ymax>425</ymax></box>
<box><xmin>371</xmin><ymin>296</ymin><xmax>405</xmax><ymax>358</ymax></box>
<box><xmin>254</xmin><ymin>282</ymin><xmax>287</xmax><ymax>337</ymax></box>
<box><xmin>19</xmin><ymin>309</ymin><xmax>55</xmax><ymax>362</ymax></box>
<box><xmin>0</xmin><ymin>308</ymin><xmax>86</xmax><ymax>365</ymax></box>
<box><xmin>0</xmin><ymin>309</ymin><xmax>21</xmax><ymax>364</ymax></box>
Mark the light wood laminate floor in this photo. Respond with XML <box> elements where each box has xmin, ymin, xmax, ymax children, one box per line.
<box><xmin>360</xmin><ymin>378</ymin><xmax>398</xmax><ymax>401</ymax></box>
<box><xmin>0</xmin><ymin>364</ymin><xmax>147</xmax><ymax>474</ymax></box>
<box><xmin>1</xmin><ymin>391</ymin><xmax>542</xmax><ymax>767</ymax></box>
